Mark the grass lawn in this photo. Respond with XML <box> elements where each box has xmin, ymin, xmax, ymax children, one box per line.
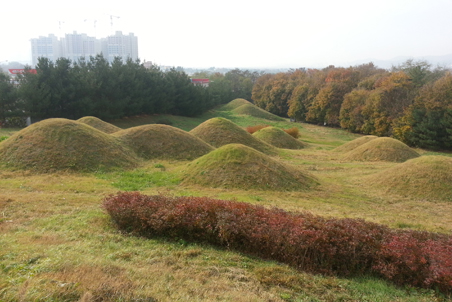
<box><xmin>0</xmin><ymin>108</ymin><xmax>451</xmax><ymax>301</ymax></box>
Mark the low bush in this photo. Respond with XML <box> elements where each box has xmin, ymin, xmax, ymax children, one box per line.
<box><xmin>284</xmin><ymin>127</ymin><xmax>300</xmax><ymax>139</ymax></box>
<box><xmin>103</xmin><ymin>192</ymin><xmax>452</xmax><ymax>295</ymax></box>
<box><xmin>245</xmin><ymin>125</ymin><xmax>269</xmax><ymax>134</ymax></box>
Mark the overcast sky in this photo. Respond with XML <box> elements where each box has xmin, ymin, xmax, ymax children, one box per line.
<box><xmin>1</xmin><ymin>0</ymin><xmax>452</xmax><ymax>68</ymax></box>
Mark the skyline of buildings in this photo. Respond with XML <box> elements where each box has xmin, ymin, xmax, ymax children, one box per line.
<box><xmin>30</xmin><ymin>31</ymin><xmax>138</xmax><ymax>66</ymax></box>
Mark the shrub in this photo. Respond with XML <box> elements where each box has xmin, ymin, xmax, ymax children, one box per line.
<box><xmin>284</xmin><ymin>127</ymin><xmax>300</xmax><ymax>138</ymax></box>
<box><xmin>103</xmin><ymin>192</ymin><xmax>452</xmax><ymax>295</ymax></box>
<box><xmin>245</xmin><ymin>125</ymin><xmax>269</xmax><ymax>134</ymax></box>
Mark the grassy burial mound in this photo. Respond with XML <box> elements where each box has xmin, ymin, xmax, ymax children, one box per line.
<box><xmin>342</xmin><ymin>137</ymin><xmax>420</xmax><ymax>162</ymax></box>
<box><xmin>182</xmin><ymin>143</ymin><xmax>318</xmax><ymax>191</ymax></box>
<box><xmin>218</xmin><ymin>98</ymin><xmax>252</xmax><ymax>111</ymax></box>
<box><xmin>366</xmin><ymin>155</ymin><xmax>452</xmax><ymax>201</ymax></box>
<box><xmin>189</xmin><ymin>117</ymin><xmax>277</xmax><ymax>155</ymax></box>
<box><xmin>0</xmin><ymin>118</ymin><xmax>139</xmax><ymax>172</ymax></box>
<box><xmin>112</xmin><ymin>124</ymin><xmax>214</xmax><ymax>160</ymax></box>
<box><xmin>77</xmin><ymin>116</ymin><xmax>122</xmax><ymax>134</ymax></box>
<box><xmin>334</xmin><ymin>135</ymin><xmax>378</xmax><ymax>152</ymax></box>
<box><xmin>232</xmin><ymin>104</ymin><xmax>285</xmax><ymax>121</ymax></box>
<box><xmin>252</xmin><ymin>127</ymin><xmax>307</xmax><ymax>149</ymax></box>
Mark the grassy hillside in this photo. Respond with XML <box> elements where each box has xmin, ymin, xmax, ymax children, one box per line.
<box><xmin>0</xmin><ymin>106</ymin><xmax>451</xmax><ymax>301</ymax></box>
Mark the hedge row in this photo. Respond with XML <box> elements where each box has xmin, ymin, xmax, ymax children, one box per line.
<box><xmin>103</xmin><ymin>192</ymin><xmax>452</xmax><ymax>294</ymax></box>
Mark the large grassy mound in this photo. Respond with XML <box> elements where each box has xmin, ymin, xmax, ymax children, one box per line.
<box><xmin>366</xmin><ymin>156</ymin><xmax>452</xmax><ymax>201</ymax></box>
<box><xmin>252</xmin><ymin>127</ymin><xmax>306</xmax><ymax>149</ymax></box>
<box><xmin>342</xmin><ymin>137</ymin><xmax>420</xmax><ymax>162</ymax></box>
<box><xmin>182</xmin><ymin>144</ymin><xmax>318</xmax><ymax>191</ymax></box>
<box><xmin>189</xmin><ymin>117</ymin><xmax>277</xmax><ymax>155</ymax></box>
<box><xmin>112</xmin><ymin>124</ymin><xmax>214</xmax><ymax>160</ymax></box>
<box><xmin>0</xmin><ymin>118</ymin><xmax>139</xmax><ymax>172</ymax></box>
<box><xmin>232</xmin><ymin>104</ymin><xmax>285</xmax><ymax>121</ymax></box>
<box><xmin>77</xmin><ymin>116</ymin><xmax>122</xmax><ymax>134</ymax></box>
<box><xmin>334</xmin><ymin>135</ymin><xmax>378</xmax><ymax>152</ymax></box>
<box><xmin>218</xmin><ymin>98</ymin><xmax>253</xmax><ymax>111</ymax></box>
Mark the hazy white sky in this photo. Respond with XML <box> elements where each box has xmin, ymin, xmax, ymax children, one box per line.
<box><xmin>2</xmin><ymin>0</ymin><xmax>452</xmax><ymax>68</ymax></box>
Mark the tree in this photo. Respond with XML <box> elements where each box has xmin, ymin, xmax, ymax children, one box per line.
<box><xmin>0</xmin><ymin>71</ymin><xmax>21</xmax><ymax>125</ymax></box>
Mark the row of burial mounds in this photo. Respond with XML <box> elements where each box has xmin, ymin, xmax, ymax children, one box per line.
<box><xmin>0</xmin><ymin>112</ymin><xmax>315</xmax><ymax>191</ymax></box>
<box><xmin>334</xmin><ymin>135</ymin><xmax>452</xmax><ymax>201</ymax></box>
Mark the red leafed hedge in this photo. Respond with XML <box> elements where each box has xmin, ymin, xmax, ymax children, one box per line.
<box><xmin>103</xmin><ymin>192</ymin><xmax>452</xmax><ymax>295</ymax></box>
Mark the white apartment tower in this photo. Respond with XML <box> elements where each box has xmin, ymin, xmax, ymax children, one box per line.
<box><xmin>107</xmin><ymin>31</ymin><xmax>139</xmax><ymax>63</ymax></box>
<box><xmin>31</xmin><ymin>31</ymin><xmax>138</xmax><ymax>66</ymax></box>
<box><xmin>31</xmin><ymin>34</ymin><xmax>61</xmax><ymax>66</ymax></box>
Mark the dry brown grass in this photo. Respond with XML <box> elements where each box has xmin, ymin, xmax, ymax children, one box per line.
<box><xmin>113</xmin><ymin>124</ymin><xmax>214</xmax><ymax>160</ymax></box>
<box><xmin>334</xmin><ymin>135</ymin><xmax>378</xmax><ymax>152</ymax></box>
<box><xmin>342</xmin><ymin>137</ymin><xmax>420</xmax><ymax>162</ymax></box>
<box><xmin>252</xmin><ymin>127</ymin><xmax>307</xmax><ymax>150</ymax></box>
<box><xmin>245</xmin><ymin>124</ymin><xmax>269</xmax><ymax>134</ymax></box>
<box><xmin>0</xmin><ymin>118</ymin><xmax>139</xmax><ymax>172</ymax></box>
<box><xmin>182</xmin><ymin>143</ymin><xmax>318</xmax><ymax>191</ymax></box>
<box><xmin>189</xmin><ymin>118</ymin><xmax>277</xmax><ymax>155</ymax></box>
<box><xmin>77</xmin><ymin>116</ymin><xmax>122</xmax><ymax>134</ymax></box>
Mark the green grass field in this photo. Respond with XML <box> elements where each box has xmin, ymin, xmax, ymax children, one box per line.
<box><xmin>0</xmin><ymin>108</ymin><xmax>451</xmax><ymax>301</ymax></box>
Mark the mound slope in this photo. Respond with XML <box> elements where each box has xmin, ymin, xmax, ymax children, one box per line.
<box><xmin>232</xmin><ymin>104</ymin><xmax>285</xmax><ymax>121</ymax></box>
<box><xmin>77</xmin><ymin>116</ymin><xmax>122</xmax><ymax>134</ymax></box>
<box><xmin>113</xmin><ymin>124</ymin><xmax>214</xmax><ymax>160</ymax></box>
<box><xmin>334</xmin><ymin>135</ymin><xmax>377</xmax><ymax>152</ymax></box>
<box><xmin>366</xmin><ymin>156</ymin><xmax>452</xmax><ymax>201</ymax></box>
<box><xmin>182</xmin><ymin>144</ymin><xmax>318</xmax><ymax>191</ymax></box>
<box><xmin>0</xmin><ymin>118</ymin><xmax>139</xmax><ymax>172</ymax></box>
<box><xmin>342</xmin><ymin>137</ymin><xmax>420</xmax><ymax>162</ymax></box>
<box><xmin>252</xmin><ymin>127</ymin><xmax>306</xmax><ymax>149</ymax></box>
<box><xmin>219</xmin><ymin>98</ymin><xmax>252</xmax><ymax>111</ymax></box>
<box><xmin>189</xmin><ymin>118</ymin><xmax>277</xmax><ymax>155</ymax></box>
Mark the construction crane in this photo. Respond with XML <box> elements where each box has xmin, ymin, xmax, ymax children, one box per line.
<box><xmin>84</xmin><ymin>19</ymin><xmax>98</xmax><ymax>37</ymax></box>
<box><xmin>109</xmin><ymin>15</ymin><xmax>120</xmax><ymax>33</ymax></box>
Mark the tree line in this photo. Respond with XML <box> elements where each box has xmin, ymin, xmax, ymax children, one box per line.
<box><xmin>0</xmin><ymin>55</ymin><xmax>258</xmax><ymax>125</ymax></box>
<box><xmin>252</xmin><ymin>60</ymin><xmax>452</xmax><ymax>150</ymax></box>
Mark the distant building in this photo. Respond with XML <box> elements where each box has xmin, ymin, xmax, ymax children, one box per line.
<box><xmin>31</xmin><ymin>34</ymin><xmax>61</xmax><ymax>66</ymax></box>
<box><xmin>31</xmin><ymin>31</ymin><xmax>138</xmax><ymax>66</ymax></box>
<box><xmin>106</xmin><ymin>31</ymin><xmax>138</xmax><ymax>63</ymax></box>
<box><xmin>191</xmin><ymin>78</ymin><xmax>210</xmax><ymax>87</ymax></box>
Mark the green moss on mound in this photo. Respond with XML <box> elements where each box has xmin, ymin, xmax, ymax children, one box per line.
<box><xmin>232</xmin><ymin>104</ymin><xmax>285</xmax><ymax>121</ymax></box>
<box><xmin>252</xmin><ymin>127</ymin><xmax>306</xmax><ymax>149</ymax></box>
<box><xmin>189</xmin><ymin>117</ymin><xmax>277</xmax><ymax>155</ymax></box>
<box><xmin>342</xmin><ymin>137</ymin><xmax>420</xmax><ymax>162</ymax></box>
<box><xmin>366</xmin><ymin>156</ymin><xmax>452</xmax><ymax>201</ymax></box>
<box><xmin>77</xmin><ymin>116</ymin><xmax>122</xmax><ymax>134</ymax></box>
<box><xmin>113</xmin><ymin>124</ymin><xmax>214</xmax><ymax>160</ymax></box>
<box><xmin>334</xmin><ymin>135</ymin><xmax>378</xmax><ymax>152</ymax></box>
<box><xmin>182</xmin><ymin>144</ymin><xmax>318</xmax><ymax>191</ymax></box>
<box><xmin>0</xmin><ymin>118</ymin><xmax>139</xmax><ymax>172</ymax></box>
<box><xmin>219</xmin><ymin>98</ymin><xmax>252</xmax><ymax>111</ymax></box>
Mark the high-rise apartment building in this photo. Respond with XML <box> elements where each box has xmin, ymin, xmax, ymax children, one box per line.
<box><xmin>30</xmin><ymin>31</ymin><xmax>138</xmax><ymax>66</ymax></box>
<box><xmin>30</xmin><ymin>34</ymin><xmax>61</xmax><ymax>66</ymax></box>
<box><xmin>107</xmin><ymin>31</ymin><xmax>139</xmax><ymax>63</ymax></box>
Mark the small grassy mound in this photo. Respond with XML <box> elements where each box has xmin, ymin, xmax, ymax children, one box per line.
<box><xmin>77</xmin><ymin>116</ymin><xmax>122</xmax><ymax>134</ymax></box>
<box><xmin>232</xmin><ymin>104</ymin><xmax>285</xmax><ymax>121</ymax></box>
<box><xmin>0</xmin><ymin>118</ymin><xmax>139</xmax><ymax>172</ymax></box>
<box><xmin>342</xmin><ymin>137</ymin><xmax>420</xmax><ymax>162</ymax></box>
<box><xmin>113</xmin><ymin>124</ymin><xmax>214</xmax><ymax>160</ymax></box>
<box><xmin>218</xmin><ymin>98</ymin><xmax>252</xmax><ymax>111</ymax></box>
<box><xmin>189</xmin><ymin>117</ymin><xmax>277</xmax><ymax>155</ymax></box>
<box><xmin>252</xmin><ymin>127</ymin><xmax>307</xmax><ymax>149</ymax></box>
<box><xmin>182</xmin><ymin>143</ymin><xmax>318</xmax><ymax>191</ymax></box>
<box><xmin>334</xmin><ymin>135</ymin><xmax>378</xmax><ymax>152</ymax></box>
<box><xmin>366</xmin><ymin>155</ymin><xmax>452</xmax><ymax>201</ymax></box>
